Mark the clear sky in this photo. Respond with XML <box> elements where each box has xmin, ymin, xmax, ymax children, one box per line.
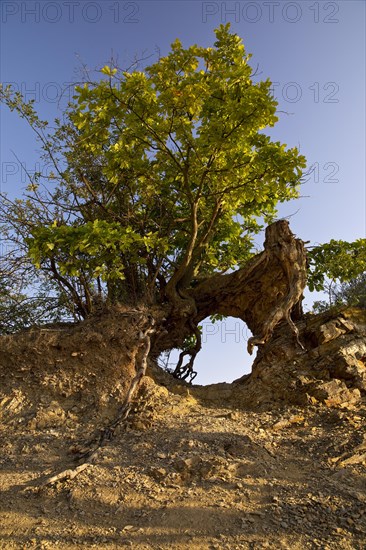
<box><xmin>1</xmin><ymin>0</ymin><xmax>365</xmax><ymax>384</ymax></box>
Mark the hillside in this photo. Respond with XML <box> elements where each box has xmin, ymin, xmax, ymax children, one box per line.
<box><xmin>0</xmin><ymin>308</ymin><xmax>366</xmax><ymax>549</ymax></box>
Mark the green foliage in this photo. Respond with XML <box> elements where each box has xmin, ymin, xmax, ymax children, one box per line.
<box><xmin>312</xmin><ymin>300</ymin><xmax>333</xmax><ymax>314</ymax></box>
<box><xmin>210</xmin><ymin>313</ymin><xmax>226</xmax><ymax>323</ymax></box>
<box><xmin>312</xmin><ymin>272</ymin><xmax>366</xmax><ymax>313</ymax></box>
<box><xmin>1</xmin><ymin>24</ymin><xmax>306</xmax><ymax>316</ymax></box>
<box><xmin>26</xmin><ymin>220</ymin><xmax>167</xmax><ymax>281</ymax></box>
<box><xmin>181</xmin><ymin>330</ymin><xmax>200</xmax><ymax>352</ymax></box>
<box><xmin>0</xmin><ymin>271</ymin><xmax>69</xmax><ymax>335</ymax></box>
<box><xmin>307</xmin><ymin>239</ymin><xmax>366</xmax><ymax>291</ymax></box>
<box><xmin>0</xmin><ymin>276</ymin><xmax>32</xmax><ymax>334</ymax></box>
<box><xmin>338</xmin><ymin>272</ymin><xmax>366</xmax><ymax>308</ymax></box>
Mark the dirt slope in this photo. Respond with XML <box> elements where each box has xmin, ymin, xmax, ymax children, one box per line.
<box><xmin>1</xmin><ymin>309</ymin><xmax>366</xmax><ymax>549</ymax></box>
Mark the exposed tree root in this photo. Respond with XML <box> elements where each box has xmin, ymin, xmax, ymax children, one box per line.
<box><xmin>172</xmin><ymin>321</ymin><xmax>202</xmax><ymax>383</ymax></box>
<box><xmin>43</xmin><ymin>463</ymin><xmax>91</xmax><ymax>486</ymax></box>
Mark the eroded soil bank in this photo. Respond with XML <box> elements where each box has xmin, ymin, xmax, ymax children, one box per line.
<box><xmin>1</xmin><ymin>308</ymin><xmax>365</xmax><ymax>549</ymax></box>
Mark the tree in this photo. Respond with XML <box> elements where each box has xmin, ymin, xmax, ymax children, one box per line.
<box><xmin>312</xmin><ymin>271</ymin><xmax>366</xmax><ymax>313</ymax></box>
<box><xmin>1</xmin><ymin>25</ymin><xmax>311</xmax><ymax>378</ymax></box>
<box><xmin>0</xmin><ymin>279</ymin><xmax>68</xmax><ymax>335</ymax></box>
<box><xmin>307</xmin><ymin>239</ymin><xmax>366</xmax><ymax>293</ymax></box>
<box><xmin>0</xmin><ymin>265</ymin><xmax>67</xmax><ymax>334</ymax></box>
<box><xmin>307</xmin><ymin>239</ymin><xmax>366</xmax><ymax>313</ymax></box>
<box><xmin>337</xmin><ymin>272</ymin><xmax>366</xmax><ymax>309</ymax></box>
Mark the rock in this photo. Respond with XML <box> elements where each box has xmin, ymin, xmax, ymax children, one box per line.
<box><xmin>272</xmin><ymin>415</ymin><xmax>305</xmax><ymax>430</ymax></box>
<box><xmin>151</xmin><ymin>467</ymin><xmax>167</xmax><ymax>481</ymax></box>
<box><xmin>224</xmin><ymin>437</ymin><xmax>251</xmax><ymax>456</ymax></box>
<box><xmin>317</xmin><ymin>320</ymin><xmax>346</xmax><ymax>344</ymax></box>
<box><xmin>311</xmin><ymin>380</ymin><xmax>361</xmax><ymax>407</ymax></box>
<box><xmin>32</xmin><ymin>401</ymin><xmax>67</xmax><ymax>429</ymax></box>
<box><xmin>215</xmin><ymin>308</ymin><xmax>366</xmax><ymax>409</ymax></box>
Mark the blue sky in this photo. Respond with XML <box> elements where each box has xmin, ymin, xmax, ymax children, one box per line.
<box><xmin>1</xmin><ymin>1</ymin><xmax>365</xmax><ymax>384</ymax></box>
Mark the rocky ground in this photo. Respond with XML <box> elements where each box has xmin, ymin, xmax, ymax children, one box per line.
<box><xmin>1</xmin><ymin>308</ymin><xmax>366</xmax><ymax>549</ymax></box>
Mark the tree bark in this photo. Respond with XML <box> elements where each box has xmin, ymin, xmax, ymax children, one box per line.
<box><xmin>154</xmin><ymin>220</ymin><xmax>307</xmax><ymax>357</ymax></box>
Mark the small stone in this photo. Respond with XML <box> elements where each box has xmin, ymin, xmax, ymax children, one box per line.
<box><xmin>151</xmin><ymin>467</ymin><xmax>167</xmax><ymax>481</ymax></box>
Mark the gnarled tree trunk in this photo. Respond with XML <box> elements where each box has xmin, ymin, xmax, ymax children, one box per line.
<box><xmin>153</xmin><ymin>220</ymin><xmax>307</xmax><ymax>376</ymax></box>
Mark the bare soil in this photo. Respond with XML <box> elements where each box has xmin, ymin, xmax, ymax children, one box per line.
<box><xmin>1</xmin><ymin>316</ymin><xmax>366</xmax><ymax>549</ymax></box>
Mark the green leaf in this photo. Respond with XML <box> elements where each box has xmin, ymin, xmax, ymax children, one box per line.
<box><xmin>100</xmin><ymin>66</ymin><xmax>117</xmax><ymax>76</ymax></box>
